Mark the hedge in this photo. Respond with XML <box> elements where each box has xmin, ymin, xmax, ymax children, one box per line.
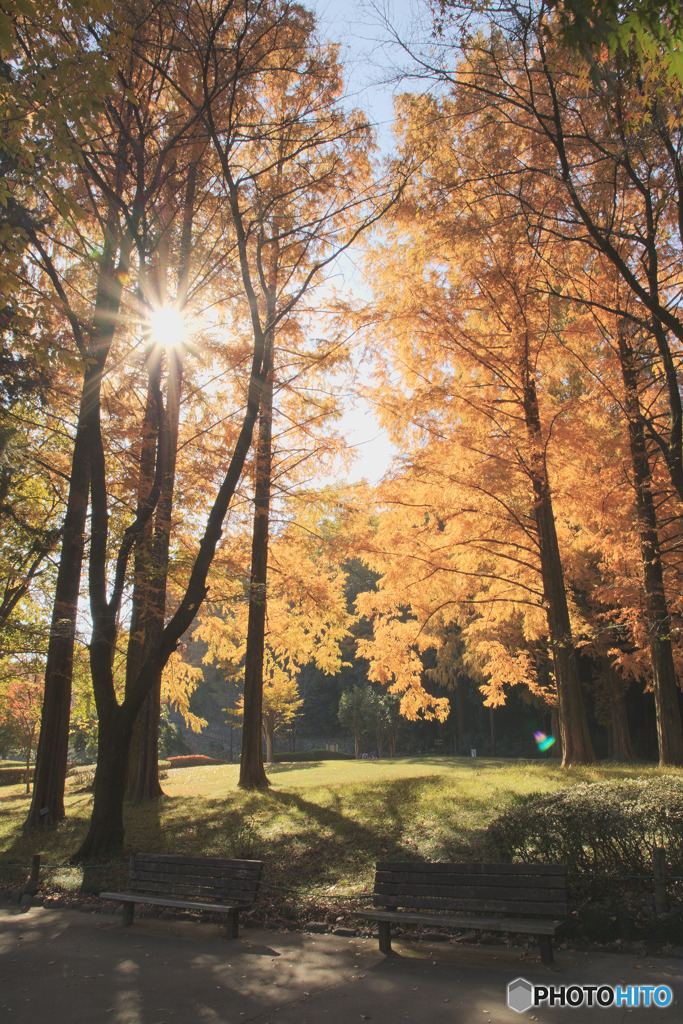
<box><xmin>485</xmin><ymin>777</ymin><xmax>683</xmax><ymax>876</ymax></box>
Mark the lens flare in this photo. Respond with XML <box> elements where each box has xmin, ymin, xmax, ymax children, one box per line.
<box><xmin>148</xmin><ymin>305</ymin><xmax>185</xmax><ymax>349</ymax></box>
<box><xmin>533</xmin><ymin>731</ymin><xmax>556</xmax><ymax>752</ymax></box>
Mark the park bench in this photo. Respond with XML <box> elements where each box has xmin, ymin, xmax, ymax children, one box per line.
<box><xmin>357</xmin><ymin>861</ymin><xmax>567</xmax><ymax>964</ymax></box>
<box><xmin>101</xmin><ymin>853</ymin><xmax>263</xmax><ymax>938</ymax></box>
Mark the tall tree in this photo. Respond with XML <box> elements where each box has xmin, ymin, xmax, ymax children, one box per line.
<box><xmin>25</xmin><ymin>0</ymin><xmax>207</xmax><ymax>826</ymax></box>
<box><xmin>356</xmin><ymin>113</ymin><xmax>596</xmax><ymax>761</ymax></box>
<box><xmin>74</xmin><ymin>0</ymin><xmax>395</xmax><ymax>859</ymax></box>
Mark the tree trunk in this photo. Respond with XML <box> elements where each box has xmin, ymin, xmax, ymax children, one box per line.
<box><xmin>74</xmin><ymin>311</ymin><xmax>269</xmax><ymax>860</ymax></box>
<box><xmin>606</xmin><ymin>666</ymin><xmax>635</xmax><ymax>761</ymax></box>
<box><xmin>354</xmin><ymin>731</ymin><xmax>361</xmax><ymax>758</ymax></box>
<box><xmin>125</xmin><ymin>356</ymin><xmax>163</xmax><ymax>803</ymax></box>
<box><xmin>264</xmin><ymin>718</ymin><xmax>274</xmax><ymax>763</ymax></box>
<box><xmin>489</xmin><ymin>705</ymin><xmax>496</xmax><ymax>757</ymax></box>
<box><xmin>75</xmin><ymin>707</ymin><xmax>133</xmax><ymax>860</ymax></box>
<box><xmin>239</xmin><ymin>371</ymin><xmax>273</xmax><ymax>790</ymax></box>
<box><xmin>454</xmin><ymin>683</ymin><xmax>466</xmax><ymax>755</ymax></box>
<box><xmin>618</xmin><ymin>322</ymin><xmax>683</xmax><ymax>766</ymax></box>
<box><xmin>26</xmin><ymin>77</ymin><xmax>136</xmax><ymax>829</ymax></box>
<box><xmin>127</xmin><ymin>157</ymin><xmax>196</xmax><ymax>802</ymax></box>
<box><xmin>521</xmin><ymin>339</ymin><xmax>595</xmax><ymax>765</ymax></box>
<box><xmin>25</xmin><ymin>726</ymin><xmax>35</xmax><ymax>794</ymax></box>
<box><xmin>26</xmin><ymin>409</ymin><xmax>90</xmax><ymax>826</ymax></box>
<box><xmin>126</xmin><ymin>351</ymin><xmax>183</xmax><ymax>802</ymax></box>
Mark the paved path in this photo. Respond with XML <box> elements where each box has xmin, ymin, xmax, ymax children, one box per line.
<box><xmin>0</xmin><ymin>905</ymin><xmax>679</xmax><ymax>1023</ymax></box>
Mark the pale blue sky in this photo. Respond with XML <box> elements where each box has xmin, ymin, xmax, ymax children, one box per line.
<box><xmin>308</xmin><ymin>1</ymin><xmax>426</xmax><ymax>483</ymax></box>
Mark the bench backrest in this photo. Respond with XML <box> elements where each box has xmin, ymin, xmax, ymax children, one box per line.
<box><xmin>373</xmin><ymin>861</ymin><xmax>567</xmax><ymax>918</ymax></box>
<box><xmin>128</xmin><ymin>853</ymin><xmax>263</xmax><ymax>905</ymax></box>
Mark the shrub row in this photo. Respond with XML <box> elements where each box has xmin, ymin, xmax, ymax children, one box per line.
<box><xmin>273</xmin><ymin>749</ymin><xmax>353</xmax><ymax>762</ymax></box>
<box><xmin>485</xmin><ymin>777</ymin><xmax>683</xmax><ymax>876</ymax></box>
<box><xmin>66</xmin><ymin>761</ymin><xmax>172</xmax><ymax>789</ymax></box>
<box><xmin>166</xmin><ymin>755</ymin><xmax>228</xmax><ymax>768</ymax></box>
<box><xmin>0</xmin><ymin>766</ymin><xmax>32</xmax><ymax>786</ymax></box>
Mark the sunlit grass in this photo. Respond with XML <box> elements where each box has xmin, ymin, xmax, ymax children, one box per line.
<box><xmin>1</xmin><ymin>757</ymin><xmax>679</xmax><ymax>908</ymax></box>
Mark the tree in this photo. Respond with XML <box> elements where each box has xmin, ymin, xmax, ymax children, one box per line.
<box><xmin>0</xmin><ymin>673</ymin><xmax>43</xmax><ymax>792</ymax></box>
<box><xmin>230</xmin><ymin>666</ymin><xmax>303</xmax><ymax>763</ymax></box>
<box><xmin>195</xmin><ymin>501</ymin><xmax>353</xmax><ymax>766</ymax></box>
<box><xmin>544</xmin><ymin>0</ymin><xmax>683</xmax><ymax>82</ymax></box>
<box><xmin>73</xmin><ymin>0</ymin><xmax>395</xmax><ymax>859</ymax></box>
<box><xmin>338</xmin><ymin>685</ymin><xmax>374</xmax><ymax>758</ymax></box>
<box><xmin>23</xmin><ymin>0</ymin><xmax>198</xmax><ymax>827</ymax></box>
<box><xmin>382</xmin><ymin>0</ymin><xmax>683</xmax><ymax>763</ymax></box>
<box><xmin>355</xmin><ymin>110</ymin><xmax>597</xmax><ymax>761</ymax></box>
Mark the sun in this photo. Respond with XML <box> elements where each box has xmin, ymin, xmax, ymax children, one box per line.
<box><xmin>148</xmin><ymin>305</ymin><xmax>186</xmax><ymax>350</ymax></box>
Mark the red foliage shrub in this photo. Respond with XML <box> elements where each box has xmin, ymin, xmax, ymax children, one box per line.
<box><xmin>167</xmin><ymin>755</ymin><xmax>228</xmax><ymax>768</ymax></box>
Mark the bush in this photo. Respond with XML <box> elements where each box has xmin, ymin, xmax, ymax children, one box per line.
<box><xmin>159</xmin><ymin>719</ymin><xmax>192</xmax><ymax>757</ymax></box>
<box><xmin>273</xmin><ymin>749</ymin><xmax>353</xmax><ymax>762</ymax></box>
<box><xmin>485</xmin><ymin>777</ymin><xmax>683</xmax><ymax>876</ymax></box>
<box><xmin>167</xmin><ymin>754</ymin><xmax>228</xmax><ymax>768</ymax></box>
<box><xmin>0</xmin><ymin>765</ymin><xmax>33</xmax><ymax>786</ymax></box>
<box><xmin>67</xmin><ymin>760</ymin><xmax>172</xmax><ymax>790</ymax></box>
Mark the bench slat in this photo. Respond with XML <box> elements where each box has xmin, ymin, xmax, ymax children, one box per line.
<box><xmin>375</xmin><ymin>880</ymin><xmax>566</xmax><ymax>902</ymax></box>
<box><xmin>100</xmin><ymin>892</ymin><xmax>244</xmax><ymax>914</ymax></box>
<box><xmin>130</xmin><ymin>871</ymin><xmax>259</xmax><ymax>889</ymax></box>
<box><xmin>376</xmin><ymin>861</ymin><xmax>565</xmax><ymax>876</ymax></box>
<box><xmin>131</xmin><ymin>864</ymin><xmax>261</xmax><ymax>881</ymax></box>
<box><xmin>373</xmin><ymin>894</ymin><xmax>566</xmax><ymax>915</ymax></box>
<box><xmin>134</xmin><ymin>853</ymin><xmax>262</xmax><ymax>871</ymax></box>
<box><xmin>360</xmin><ymin>908</ymin><xmax>565</xmax><ymax>936</ymax></box>
<box><xmin>375</xmin><ymin>870</ymin><xmax>564</xmax><ymax>890</ymax></box>
<box><xmin>127</xmin><ymin>880</ymin><xmax>257</xmax><ymax>902</ymax></box>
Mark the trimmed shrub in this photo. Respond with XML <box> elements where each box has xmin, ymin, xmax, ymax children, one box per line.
<box><xmin>167</xmin><ymin>754</ymin><xmax>228</xmax><ymax>768</ymax></box>
<box><xmin>485</xmin><ymin>777</ymin><xmax>683</xmax><ymax>876</ymax></box>
<box><xmin>273</xmin><ymin>749</ymin><xmax>353</xmax><ymax>762</ymax></box>
<box><xmin>0</xmin><ymin>766</ymin><xmax>33</xmax><ymax>786</ymax></box>
<box><xmin>66</xmin><ymin>760</ymin><xmax>172</xmax><ymax>790</ymax></box>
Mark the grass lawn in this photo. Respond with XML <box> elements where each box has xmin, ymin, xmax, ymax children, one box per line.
<box><xmin>2</xmin><ymin>756</ymin><xmax>679</xmax><ymax>926</ymax></box>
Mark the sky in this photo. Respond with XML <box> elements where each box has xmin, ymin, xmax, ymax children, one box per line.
<box><xmin>306</xmin><ymin>0</ymin><xmax>426</xmax><ymax>483</ymax></box>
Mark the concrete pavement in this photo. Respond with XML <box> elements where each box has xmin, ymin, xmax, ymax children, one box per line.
<box><xmin>0</xmin><ymin>904</ymin><xmax>680</xmax><ymax>1023</ymax></box>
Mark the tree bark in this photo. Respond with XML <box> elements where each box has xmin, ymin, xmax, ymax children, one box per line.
<box><xmin>604</xmin><ymin>663</ymin><xmax>635</xmax><ymax>761</ymax></box>
<box><xmin>26</xmin><ymin>407</ymin><xmax>90</xmax><ymax>826</ymax></box>
<box><xmin>521</xmin><ymin>337</ymin><xmax>596</xmax><ymax>765</ymax></box>
<box><xmin>126</xmin><ymin>155</ymin><xmax>197</xmax><ymax>802</ymax></box>
<box><xmin>454</xmin><ymin>682</ymin><xmax>466</xmax><ymax>755</ymax></box>
<box><xmin>74</xmin><ymin>157</ymin><xmax>274</xmax><ymax>858</ymax></box>
<box><xmin>126</xmin><ymin>350</ymin><xmax>183</xmax><ymax>803</ymax></box>
<box><xmin>618</xmin><ymin>322</ymin><xmax>683</xmax><ymax>765</ymax></box>
<box><xmin>263</xmin><ymin>717</ymin><xmax>274</xmax><ymax>763</ymax></box>
<box><xmin>239</xmin><ymin>371</ymin><xmax>273</xmax><ymax>790</ymax></box>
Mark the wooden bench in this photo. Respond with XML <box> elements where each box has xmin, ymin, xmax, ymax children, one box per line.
<box><xmin>101</xmin><ymin>853</ymin><xmax>263</xmax><ymax>938</ymax></box>
<box><xmin>357</xmin><ymin>861</ymin><xmax>567</xmax><ymax>964</ymax></box>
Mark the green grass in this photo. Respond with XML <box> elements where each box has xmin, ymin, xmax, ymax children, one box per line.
<box><xmin>2</xmin><ymin>757</ymin><xmax>678</xmax><ymax>903</ymax></box>
<box><xmin>3</xmin><ymin>756</ymin><xmax>681</xmax><ymax>945</ymax></box>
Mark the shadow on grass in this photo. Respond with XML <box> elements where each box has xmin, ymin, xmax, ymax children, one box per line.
<box><xmin>262</xmin><ymin>761</ymin><xmax>328</xmax><ymax>774</ymax></box>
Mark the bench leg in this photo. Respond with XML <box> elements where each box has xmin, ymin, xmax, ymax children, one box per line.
<box><xmin>225</xmin><ymin>909</ymin><xmax>239</xmax><ymax>939</ymax></box>
<box><xmin>122</xmin><ymin>902</ymin><xmax>135</xmax><ymax>927</ymax></box>
<box><xmin>378</xmin><ymin>921</ymin><xmax>392</xmax><ymax>955</ymax></box>
<box><xmin>538</xmin><ymin>936</ymin><xmax>553</xmax><ymax>965</ymax></box>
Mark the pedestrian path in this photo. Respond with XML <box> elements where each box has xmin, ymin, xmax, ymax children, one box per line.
<box><xmin>0</xmin><ymin>905</ymin><xmax>679</xmax><ymax>1022</ymax></box>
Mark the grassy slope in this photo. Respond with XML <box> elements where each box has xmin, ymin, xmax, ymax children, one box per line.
<box><xmin>2</xmin><ymin>757</ymin><xmax>678</xmax><ymax>912</ymax></box>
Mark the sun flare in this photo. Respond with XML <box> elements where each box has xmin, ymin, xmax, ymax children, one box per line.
<box><xmin>148</xmin><ymin>305</ymin><xmax>186</xmax><ymax>350</ymax></box>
